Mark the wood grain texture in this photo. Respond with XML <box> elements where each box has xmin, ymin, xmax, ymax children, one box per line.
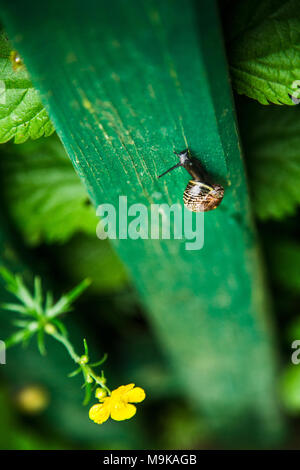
<box><xmin>0</xmin><ymin>0</ymin><xmax>284</xmax><ymax>443</ymax></box>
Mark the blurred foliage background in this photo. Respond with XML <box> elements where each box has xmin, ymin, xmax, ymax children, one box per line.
<box><xmin>0</xmin><ymin>0</ymin><xmax>300</xmax><ymax>449</ymax></box>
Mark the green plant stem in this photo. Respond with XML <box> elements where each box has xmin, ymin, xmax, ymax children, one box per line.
<box><xmin>48</xmin><ymin>330</ymin><xmax>110</xmax><ymax>395</ymax></box>
<box><xmin>49</xmin><ymin>330</ymin><xmax>79</xmax><ymax>362</ymax></box>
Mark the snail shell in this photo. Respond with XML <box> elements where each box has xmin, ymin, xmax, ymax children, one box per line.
<box><xmin>183</xmin><ymin>181</ymin><xmax>224</xmax><ymax>212</ymax></box>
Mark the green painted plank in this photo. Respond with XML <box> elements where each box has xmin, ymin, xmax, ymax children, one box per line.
<box><xmin>0</xmin><ymin>0</ymin><xmax>284</xmax><ymax>444</ymax></box>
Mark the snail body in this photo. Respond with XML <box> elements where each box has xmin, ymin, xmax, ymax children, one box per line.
<box><xmin>158</xmin><ymin>149</ymin><xmax>224</xmax><ymax>212</ymax></box>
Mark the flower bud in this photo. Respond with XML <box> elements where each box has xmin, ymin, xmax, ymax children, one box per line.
<box><xmin>95</xmin><ymin>387</ymin><xmax>107</xmax><ymax>400</ymax></box>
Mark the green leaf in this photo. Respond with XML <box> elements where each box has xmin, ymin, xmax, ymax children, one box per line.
<box><xmin>90</xmin><ymin>353</ymin><xmax>107</xmax><ymax>368</ymax></box>
<box><xmin>51</xmin><ymin>318</ymin><xmax>68</xmax><ymax>337</ymax></box>
<box><xmin>34</xmin><ymin>276</ymin><xmax>42</xmax><ymax>307</ymax></box>
<box><xmin>0</xmin><ymin>302</ymin><xmax>27</xmax><ymax>313</ymax></box>
<box><xmin>63</xmin><ymin>278</ymin><xmax>91</xmax><ymax>304</ymax></box>
<box><xmin>0</xmin><ymin>265</ymin><xmax>18</xmax><ymax>292</ymax></box>
<box><xmin>0</xmin><ymin>135</ymin><xmax>99</xmax><ymax>244</ymax></box>
<box><xmin>46</xmin><ymin>278</ymin><xmax>91</xmax><ymax>318</ymax></box>
<box><xmin>68</xmin><ymin>366</ymin><xmax>82</xmax><ymax>378</ymax></box>
<box><xmin>0</xmin><ymin>31</ymin><xmax>55</xmax><ymax>142</ymax></box>
<box><xmin>82</xmin><ymin>382</ymin><xmax>92</xmax><ymax>406</ymax></box>
<box><xmin>238</xmin><ymin>99</ymin><xmax>300</xmax><ymax>219</ymax></box>
<box><xmin>0</xmin><ymin>266</ymin><xmax>37</xmax><ymax>310</ymax></box>
<box><xmin>12</xmin><ymin>319</ymin><xmax>30</xmax><ymax>328</ymax></box>
<box><xmin>5</xmin><ymin>327</ymin><xmax>36</xmax><ymax>348</ymax></box>
<box><xmin>226</xmin><ymin>0</ymin><xmax>300</xmax><ymax>105</ymax></box>
<box><xmin>45</xmin><ymin>291</ymin><xmax>54</xmax><ymax>311</ymax></box>
<box><xmin>37</xmin><ymin>328</ymin><xmax>46</xmax><ymax>355</ymax></box>
<box><xmin>83</xmin><ymin>338</ymin><xmax>89</xmax><ymax>357</ymax></box>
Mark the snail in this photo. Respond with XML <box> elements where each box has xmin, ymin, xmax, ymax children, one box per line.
<box><xmin>158</xmin><ymin>149</ymin><xmax>224</xmax><ymax>212</ymax></box>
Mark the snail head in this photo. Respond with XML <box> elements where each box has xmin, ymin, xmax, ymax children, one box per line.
<box><xmin>158</xmin><ymin>149</ymin><xmax>208</xmax><ymax>182</ymax></box>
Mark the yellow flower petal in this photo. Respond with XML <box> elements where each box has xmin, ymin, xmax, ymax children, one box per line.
<box><xmin>89</xmin><ymin>403</ymin><xmax>110</xmax><ymax>424</ymax></box>
<box><xmin>110</xmin><ymin>402</ymin><xmax>137</xmax><ymax>421</ymax></box>
<box><xmin>111</xmin><ymin>384</ymin><xmax>135</xmax><ymax>400</ymax></box>
<box><xmin>89</xmin><ymin>384</ymin><xmax>145</xmax><ymax>424</ymax></box>
<box><xmin>125</xmin><ymin>387</ymin><xmax>146</xmax><ymax>403</ymax></box>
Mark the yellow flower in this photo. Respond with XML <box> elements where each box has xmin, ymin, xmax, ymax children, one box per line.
<box><xmin>89</xmin><ymin>383</ymin><xmax>146</xmax><ymax>424</ymax></box>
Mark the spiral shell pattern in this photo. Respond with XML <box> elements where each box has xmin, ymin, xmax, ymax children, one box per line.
<box><xmin>183</xmin><ymin>180</ymin><xmax>224</xmax><ymax>212</ymax></box>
